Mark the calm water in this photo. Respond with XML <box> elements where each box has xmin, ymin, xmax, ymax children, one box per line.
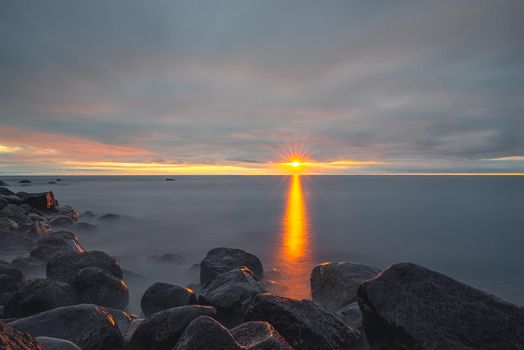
<box><xmin>3</xmin><ymin>175</ymin><xmax>524</xmax><ymax>306</ymax></box>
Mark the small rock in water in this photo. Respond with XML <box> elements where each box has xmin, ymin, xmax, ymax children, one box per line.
<box><xmin>165</xmin><ymin>178</ymin><xmax>175</xmax><ymax>181</ymax></box>
<box><xmin>0</xmin><ymin>321</ymin><xmax>44</xmax><ymax>349</ymax></box>
<box><xmin>79</xmin><ymin>211</ymin><xmax>95</xmax><ymax>219</ymax></box>
<box><xmin>48</xmin><ymin>181</ymin><xmax>57</xmax><ymax>184</ymax></box>
<box><xmin>231</xmin><ymin>321</ymin><xmax>293</xmax><ymax>350</ymax></box>
<box><xmin>140</xmin><ymin>282</ymin><xmax>196</xmax><ymax>317</ymax></box>
<box><xmin>18</xmin><ymin>180</ymin><xmax>31</xmax><ymax>184</ymax></box>
<box><xmin>174</xmin><ymin>315</ymin><xmax>239</xmax><ymax>350</ymax></box>
<box><xmin>147</xmin><ymin>253</ymin><xmax>185</xmax><ymax>265</ymax></box>
<box><xmin>35</xmin><ymin>336</ymin><xmax>81</xmax><ymax>350</ymax></box>
<box><xmin>73</xmin><ymin>267</ymin><xmax>129</xmax><ymax>310</ymax></box>
<box><xmin>55</xmin><ymin>178</ymin><xmax>63</xmax><ymax>182</ymax></box>
<box><xmin>97</xmin><ymin>213</ymin><xmax>121</xmax><ymax>222</ymax></box>
<box><xmin>200</xmin><ymin>247</ymin><xmax>264</xmax><ymax>286</ymax></box>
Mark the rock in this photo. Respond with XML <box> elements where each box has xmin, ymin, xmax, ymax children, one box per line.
<box><xmin>231</xmin><ymin>321</ymin><xmax>293</xmax><ymax>350</ymax></box>
<box><xmin>16</xmin><ymin>192</ymin><xmax>56</xmax><ymax>210</ymax></box>
<box><xmin>48</xmin><ymin>216</ymin><xmax>75</xmax><ymax>228</ymax></box>
<box><xmin>79</xmin><ymin>211</ymin><xmax>95</xmax><ymax>219</ymax></box>
<box><xmin>30</xmin><ymin>221</ymin><xmax>50</xmax><ymax>235</ymax></box>
<box><xmin>49</xmin><ymin>206</ymin><xmax>78</xmax><ymax>222</ymax></box>
<box><xmin>0</xmin><ymin>180</ymin><xmax>9</xmax><ymax>186</ymax></box>
<box><xmin>4</xmin><ymin>279</ymin><xmax>79</xmax><ymax>318</ymax></box>
<box><xmin>0</xmin><ymin>320</ymin><xmax>44</xmax><ymax>350</ymax></box>
<box><xmin>124</xmin><ymin>318</ymin><xmax>144</xmax><ymax>344</ymax></box>
<box><xmin>185</xmin><ymin>263</ymin><xmax>200</xmax><ymax>283</ymax></box>
<box><xmin>105</xmin><ymin>307</ymin><xmax>137</xmax><ymax>335</ymax></box>
<box><xmin>74</xmin><ymin>222</ymin><xmax>97</xmax><ymax>232</ymax></box>
<box><xmin>47</xmin><ymin>251</ymin><xmax>123</xmax><ymax>284</ymax></box>
<box><xmin>148</xmin><ymin>253</ymin><xmax>186</xmax><ymax>265</ymax></box>
<box><xmin>0</xmin><ymin>204</ymin><xmax>31</xmax><ymax>225</ymax></box>
<box><xmin>73</xmin><ymin>267</ymin><xmax>129</xmax><ymax>310</ymax></box>
<box><xmin>129</xmin><ymin>305</ymin><xmax>216</xmax><ymax>350</ymax></box>
<box><xmin>199</xmin><ymin>267</ymin><xmax>265</xmax><ymax>326</ymax></box>
<box><xmin>30</xmin><ymin>231</ymin><xmax>85</xmax><ymax>262</ymax></box>
<box><xmin>8</xmin><ymin>304</ymin><xmax>124</xmax><ymax>350</ymax></box>
<box><xmin>0</xmin><ymin>266</ymin><xmax>25</xmax><ymax>293</ymax></box>
<box><xmin>358</xmin><ymin>263</ymin><xmax>524</xmax><ymax>350</ymax></box>
<box><xmin>0</xmin><ymin>218</ymin><xmax>19</xmax><ymax>232</ymax></box>
<box><xmin>1</xmin><ymin>195</ymin><xmax>23</xmax><ymax>206</ymax></box>
<box><xmin>18</xmin><ymin>180</ymin><xmax>31</xmax><ymax>184</ymax></box>
<box><xmin>174</xmin><ymin>315</ymin><xmax>239</xmax><ymax>350</ymax></box>
<box><xmin>244</xmin><ymin>293</ymin><xmax>360</xmax><ymax>350</ymax></box>
<box><xmin>10</xmin><ymin>256</ymin><xmax>46</xmax><ymax>274</ymax></box>
<box><xmin>97</xmin><ymin>213</ymin><xmax>121</xmax><ymax>222</ymax></box>
<box><xmin>0</xmin><ymin>187</ymin><xmax>15</xmax><ymax>195</ymax></box>
<box><xmin>165</xmin><ymin>178</ymin><xmax>175</xmax><ymax>181</ymax></box>
<box><xmin>48</xmin><ymin>181</ymin><xmax>57</xmax><ymax>184</ymax></box>
<box><xmin>35</xmin><ymin>336</ymin><xmax>81</xmax><ymax>350</ymax></box>
<box><xmin>55</xmin><ymin>179</ymin><xmax>62</xmax><ymax>182</ymax></box>
<box><xmin>310</xmin><ymin>261</ymin><xmax>381</xmax><ymax>312</ymax></box>
<box><xmin>140</xmin><ymin>282</ymin><xmax>196</xmax><ymax>317</ymax></box>
<box><xmin>200</xmin><ymin>247</ymin><xmax>263</xmax><ymax>286</ymax></box>
<box><xmin>336</xmin><ymin>302</ymin><xmax>363</xmax><ymax>330</ymax></box>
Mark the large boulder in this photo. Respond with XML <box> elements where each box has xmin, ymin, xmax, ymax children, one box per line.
<box><xmin>0</xmin><ymin>321</ymin><xmax>44</xmax><ymax>350</ymax></box>
<box><xmin>35</xmin><ymin>336</ymin><xmax>81</xmax><ymax>350</ymax></box>
<box><xmin>10</xmin><ymin>256</ymin><xmax>46</xmax><ymax>275</ymax></box>
<box><xmin>140</xmin><ymin>282</ymin><xmax>196</xmax><ymax>318</ymax></box>
<box><xmin>47</xmin><ymin>251</ymin><xmax>123</xmax><ymax>283</ymax></box>
<box><xmin>0</xmin><ymin>266</ymin><xmax>25</xmax><ymax>293</ymax></box>
<box><xmin>199</xmin><ymin>267</ymin><xmax>265</xmax><ymax>326</ymax></box>
<box><xmin>48</xmin><ymin>206</ymin><xmax>78</xmax><ymax>223</ymax></box>
<box><xmin>30</xmin><ymin>232</ymin><xmax>85</xmax><ymax>262</ymax></box>
<box><xmin>200</xmin><ymin>247</ymin><xmax>263</xmax><ymax>286</ymax></box>
<box><xmin>4</xmin><ymin>279</ymin><xmax>79</xmax><ymax>318</ymax></box>
<box><xmin>231</xmin><ymin>321</ymin><xmax>293</xmax><ymax>350</ymax></box>
<box><xmin>73</xmin><ymin>267</ymin><xmax>129</xmax><ymax>310</ymax></box>
<box><xmin>105</xmin><ymin>308</ymin><xmax>137</xmax><ymax>336</ymax></box>
<box><xmin>8</xmin><ymin>304</ymin><xmax>124</xmax><ymax>350</ymax></box>
<box><xmin>310</xmin><ymin>261</ymin><xmax>381</xmax><ymax>312</ymax></box>
<box><xmin>244</xmin><ymin>293</ymin><xmax>360</xmax><ymax>350</ymax></box>
<box><xmin>129</xmin><ymin>305</ymin><xmax>216</xmax><ymax>350</ymax></box>
<box><xmin>335</xmin><ymin>302</ymin><xmax>363</xmax><ymax>330</ymax></box>
<box><xmin>174</xmin><ymin>316</ymin><xmax>239</xmax><ymax>350</ymax></box>
<box><xmin>16</xmin><ymin>192</ymin><xmax>56</xmax><ymax>210</ymax></box>
<box><xmin>0</xmin><ymin>204</ymin><xmax>31</xmax><ymax>225</ymax></box>
<box><xmin>358</xmin><ymin>263</ymin><xmax>524</xmax><ymax>350</ymax></box>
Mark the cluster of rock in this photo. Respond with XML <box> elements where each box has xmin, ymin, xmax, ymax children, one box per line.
<box><xmin>2</xmin><ymin>184</ymin><xmax>524</xmax><ymax>349</ymax></box>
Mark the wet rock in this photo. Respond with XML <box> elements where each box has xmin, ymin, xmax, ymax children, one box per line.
<box><xmin>55</xmin><ymin>179</ymin><xmax>62</xmax><ymax>182</ymax></box>
<box><xmin>336</xmin><ymin>302</ymin><xmax>363</xmax><ymax>330</ymax></box>
<box><xmin>10</xmin><ymin>256</ymin><xmax>46</xmax><ymax>275</ymax></box>
<box><xmin>0</xmin><ymin>320</ymin><xmax>44</xmax><ymax>350</ymax></box>
<box><xmin>35</xmin><ymin>336</ymin><xmax>81</xmax><ymax>350</ymax></box>
<box><xmin>244</xmin><ymin>293</ymin><xmax>360</xmax><ymax>350</ymax></box>
<box><xmin>105</xmin><ymin>307</ymin><xmax>137</xmax><ymax>335</ymax></box>
<box><xmin>310</xmin><ymin>261</ymin><xmax>381</xmax><ymax>312</ymax></box>
<box><xmin>199</xmin><ymin>267</ymin><xmax>265</xmax><ymax>326</ymax></box>
<box><xmin>174</xmin><ymin>315</ymin><xmax>239</xmax><ymax>350</ymax></box>
<box><xmin>124</xmin><ymin>318</ymin><xmax>144</xmax><ymax>344</ymax></box>
<box><xmin>0</xmin><ymin>204</ymin><xmax>32</xmax><ymax>225</ymax></box>
<box><xmin>129</xmin><ymin>305</ymin><xmax>216</xmax><ymax>350</ymax></box>
<box><xmin>0</xmin><ymin>218</ymin><xmax>19</xmax><ymax>232</ymax></box>
<box><xmin>49</xmin><ymin>206</ymin><xmax>78</xmax><ymax>222</ymax></box>
<box><xmin>1</xmin><ymin>195</ymin><xmax>23</xmax><ymax>206</ymax></box>
<box><xmin>30</xmin><ymin>232</ymin><xmax>85</xmax><ymax>262</ymax></box>
<box><xmin>0</xmin><ymin>180</ymin><xmax>9</xmax><ymax>186</ymax></box>
<box><xmin>18</xmin><ymin>180</ymin><xmax>31</xmax><ymax>184</ymax></box>
<box><xmin>47</xmin><ymin>251</ymin><xmax>123</xmax><ymax>284</ymax></box>
<box><xmin>0</xmin><ymin>267</ymin><xmax>25</xmax><ymax>293</ymax></box>
<box><xmin>0</xmin><ymin>187</ymin><xmax>15</xmax><ymax>195</ymax></box>
<box><xmin>98</xmin><ymin>213</ymin><xmax>121</xmax><ymax>222</ymax></box>
<box><xmin>4</xmin><ymin>279</ymin><xmax>79</xmax><ymax>318</ymax></box>
<box><xmin>231</xmin><ymin>321</ymin><xmax>293</xmax><ymax>350</ymax></box>
<box><xmin>140</xmin><ymin>282</ymin><xmax>196</xmax><ymax>317</ymax></box>
<box><xmin>148</xmin><ymin>253</ymin><xmax>186</xmax><ymax>265</ymax></box>
<box><xmin>16</xmin><ymin>192</ymin><xmax>56</xmax><ymax>210</ymax></box>
<box><xmin>200</xmin><ymin>247</ymin><xmax>263</xmax><ymax>286</ymax></box>
<box><xmin>358</xmin><ymin>262</ymin><xmax>524</xmax><ymax>350</ymax></box>
<box><xmin>73</xmin><ymin>267</ymin><xmax>129</xmax><ymax>310</ymax></box>
<box><xmin>8</xmin><ymin>304</ymin><xmax>124</xmax><ymax>350</ymax></box>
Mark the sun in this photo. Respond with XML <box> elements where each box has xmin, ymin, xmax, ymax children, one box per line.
<box><xmin>291</xmin><ymin>160</ymin><xmax>302</xmax><ymax>167</ymax></box>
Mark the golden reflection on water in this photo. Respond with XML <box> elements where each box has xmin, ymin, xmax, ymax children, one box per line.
<box><xmin>271</xmin><ymin>174</ymin><xmax>313</xmax><ymax>299</ymax></box>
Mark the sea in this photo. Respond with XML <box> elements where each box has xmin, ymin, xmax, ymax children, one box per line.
<box><xmin>2</xmin><ymin>175</ymin><xmax>523</xmax><ymax>311</ymax></box>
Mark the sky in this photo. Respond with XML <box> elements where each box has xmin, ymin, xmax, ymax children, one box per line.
<box><xmin>1</xmin><ymin>0</ymin><xmax>523</xmax><ymax>175</ymax></box>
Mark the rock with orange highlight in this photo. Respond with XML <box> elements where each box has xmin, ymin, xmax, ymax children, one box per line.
<box><xmin>0</xmin><ymin>321</ymin><xmax>44</xmax><ymax>350</ymax></box>
<box><xmin>231</xmin><ymin>321</ymin><xmax>293</xmax><ymax>350</ymax></box>
<box><xmin>7</xmin><ymin>304</ymin><xmax>124</xmax><ymax>350</ymax></box>
<box><xmin>30</xmin><ymin>231</ymin><xmax>85</xmax><ymax>262</ymax></box>
<box><xmin>16</xmin><ymin>191</ymin><xmax>56</xmax><ymax>211</ymax></box>
<box><xmin>200</xmin><ymin>247</ymin><xmax>264</xmax><ymax>286</ymax></box>
<box><xmin>73</xmin><ymin>267</ymin><xmax>129</xmax><ymax>310</ymax></box>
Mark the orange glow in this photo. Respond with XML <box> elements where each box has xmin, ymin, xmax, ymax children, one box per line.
<box><xmin>270</xmin><ymin>174</ymin><xmax>313</xmax><ymax>299</ymax></box>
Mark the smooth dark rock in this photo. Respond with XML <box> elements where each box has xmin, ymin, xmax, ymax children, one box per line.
<box><xmin>105</xmin><ymin>307</ymin><xmax>137</xmax><ymax>335</ymax></box>
<box><xmin>124</xmin><ymin>318</ymin><xmax>144</xmax><ymax>344</ymax></box>
<box><xmin>358</xmin><ymin>262</ymin><xmax>524</xmax><ymax>350</ymax></box>
<box><xmin>49</xmin><ymin>206</ymin><xmax>78</xmax><ymax>222</ymax></box>
<box><xmin>4</xmin><ymin>279</ymin><xmax>79</xmax><ymax>318</ymax></box>
<box><xmin>244</xmin><ymin>293</ymin><xmax>360</xmax><ymax>350</ymax></box>
<box><xmin>10</xmin><ymin>256</ymin><xmax>46</xmax><ymax>274</ymax></box>
<box><xmin>165</xmin><ymin>178</ymin><xmax>175</xmax><ymax>181</ymax></box>
<box><xmin>336</xmin><ymin>302</ymin><xmax>363</xmax><ymax>330</ymax></box>
<box><xmin>47</xmin><ymin>251</ymin><xmax>123</xmax><ymax>284</ymax></box>
<box><xmin>174</xmin><ymin>315</ymin><xmax>239</xmax><ymax>350</ymax></box>
<box><xmin>8</xmin><ymin>304</ymin><xmax>124</xmax><ymax>350</ymax></box>
<box><xmin>0</xmin><ymin>267</ymin><xmax>25</xmax><ymax>293</ymax></box>
<box><xmin>48</xmin><ymin>216</ymin><xmax>75</xmax><ymax>228</ymax></box>
<box><xmin>18</xmin><ymin>180</ymin><xmax>31</xmax><ymax>184</ymax></box>
<box><xmin>200</xmin><ymin>247</ymin><xmax>263</xmax><ymax>286</ymax></box>
<box><xmin>30</xmin><ymin>231</ymin><xmax>85</xmax><ymax>262</ymax></box>
<box><xmin>97</xmin><ymin>213</ymin><xmax>121</xmax><ymax>222</ymax></box>
<box><xmin>16</xmin><ymin>192</ymin><xmax>55</xmax><ymax>210</ymax></box>
<box><xmin>55</xmin><ymin>179</ymin><xmax>62</xmax><ymax>182</ymax></box>
<box><xmin>129</xmin><ymin>305</ymin><xmax>216</xmax><ymax>350</ymax></box>
<box><xmin>311</xmin><ymin>261</ymin><xmax>381</xmax><ymax>312</ymax></box>
<box><xmin>0</xmin><ymin>320</ymin><xmax>44</xmax><ymax>350</ymax></box>
<box><xmin>148</xmin><ymin>253</ymin><xmax>186</xmax><ymax>265</ymax></box>
<box><xmin>231</xmin><ymin>321</ymin><xmax>293</xmax><ymax>350</ymax></box>
<box><xmin>73</xmin><ymin>267</ymin><xmax>129</xmax><ymax>310</ymax></box>
<box><xmin>0</xmin><ymin>204</ymin><xmax>31</xmax><ymax>225</ymax></box>
<box><xmin>140</xmin><ymin>282</ymin><xmax>196</xmax><ymax>317</ymax></box>
<box><xmin>35</xmin><ymin>336</ymin><xmax>81</xmax><ymax>350</ymax></box>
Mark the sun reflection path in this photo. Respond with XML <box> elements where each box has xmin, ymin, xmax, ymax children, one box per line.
<box><xmin>270</xmin><ymin>174</ymin><xmax>313</xmax><ymax>299</ymax></box>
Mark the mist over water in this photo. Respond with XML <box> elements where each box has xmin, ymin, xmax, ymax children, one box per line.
<box><xmin>3</xmin><ymin>175</ymin><xmax>523</xmax><ymax>311</ymax></box>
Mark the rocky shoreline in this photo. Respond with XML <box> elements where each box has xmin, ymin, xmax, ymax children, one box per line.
<box><xmin>1</xmin><ymin>185</ymin><xmax>523</xmax><ymax>349</ymax></box>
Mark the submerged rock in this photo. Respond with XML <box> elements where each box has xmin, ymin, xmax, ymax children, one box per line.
<box><xmin>30</xmin><ymin>231</ymin><xmax>85</xmax><ymax>262</ymax></box>
<box><xmin>47</xmin><ymin>251</ymin><xmax>123</xmax><ymax>284</ymax></box>
<box><xmin>200</xmin><ymin>247</ymin><xmax>263</xmax><ymax>286</ymax></box>
<box><xmin>358</xmin><ymin>263</ymin><xmax>524</xmax><ymax>350</ymax></box>
<box><xmin>8</xmin><ymin>304</ymin><xmax>124</xmax><ymax>350</ymax></box>
<box><xmin>97</xmin><ymin>213</ymin><xmax>121</xmax><ymax>222</ymax></box>
<box><xmin>4</xmin><ymin>279</ymin><xmax>79</xmax><ymax>318</ymax></box>
<box><xmin>129</xmin><ymin>305</ymin><xmax>216</xmax><ymax>350</ymax></box>
<box><xmin>0</xmin><ymin>320</ymin><xmax>44</xmax><ymax>350</ymax></box>
<box><xmin>140</xmin><ymin>282</ymin><xmax>196</xmax><ymax>317</ymax></box>
<box><xmin>231</xmin><ymin>321</ymin><xmax>293</xmax><ymax>350</ymax></box>
<box><xmin>147</xmin><ymin>253</ymin><xmax>186</xmax><ymax>265</ymax></box>
<box><xmin>35</xmin><ymin>336</ymin><xmax>81</xmax><ymax>350</ymax></box>
<box><xmin>174</xmin><ymin>316</ymin><xmax>239</xmax><ymax>350</ymax></box>
<box><xmin>18</xmin><ymin>180</ymin><xmax>31</xmax><ymax>184</ymax></box>
<box><xmin>244</xmin><ymin>293</ymin><xmax>360</xmax><ymax>350</ymax></box>
<box><xmin>79</xmin><ymin>211</ymin><xmax>95</xmax><ymax>219</ymax></box>
<box><xmin>73</xmin><ymin>267</ymin><xmax>129</xmax><ymax>310</ymax></box>
<box><xmin>310</xmin><ymin>261</ymin><xmax>381</xmax><ymax>312</ymax></box>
